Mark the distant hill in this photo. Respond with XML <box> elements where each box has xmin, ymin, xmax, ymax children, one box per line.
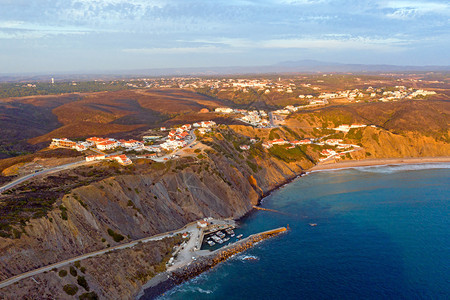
<box><xmin>1</xmin><ymin>60</ymin><xmax>449</xmax><ymax>82</ymax></box>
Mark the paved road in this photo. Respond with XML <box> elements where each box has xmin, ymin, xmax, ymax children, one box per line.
<box><xmin>0</xmin><ymin>222</ymin><xmax>199</xmax><ymax>289</ymax></box>
<box><xmin>0</xmin><ymin>160</ymin><xmax>101</xmax><ymax>194</ymax></box>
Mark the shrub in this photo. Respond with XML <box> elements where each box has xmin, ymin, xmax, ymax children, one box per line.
<box><xmin>59</xmin><ymin>205</ymin><xmax>68</xmax><ymax>220</ymax></box>
<box><xmin>58</xmin><ymin>270</ymin><xmax>68</xmax><ymax>277</ymax></box>
<box><xmin>268</xmin><ymin>145</ymin><xmax>306</xmax><ymax>163</ymax></box>
<box><xmin>63</xmin><ymin>284</ymin><xmax>78</xmax><ymax>296</ymax></box>
<box><xmin>74</xmin><ymin>261</ymin><xmax>81</xmax><ymax>268</ymax></box>
<box><xmin>77</xmin><ymin>275</ymin><xmax>89</xmax><ymax>291</ymax></box>
<box><xmin>107</xmin><ymin>228</ymin><xmax>124</xmax><ymax>242</ymax></box>
<box><xmin>70</xmin><ymin>266</ymin><xmax>77</xmax><ymax>277</ymax></box>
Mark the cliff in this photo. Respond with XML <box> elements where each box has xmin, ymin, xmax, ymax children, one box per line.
<box><xmin>0</xmin><ymin>126</ymin><xmax>312</xmax><ymax>298</ymax></box>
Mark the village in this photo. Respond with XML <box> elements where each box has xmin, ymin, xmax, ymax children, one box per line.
<box><xmin>122</xmin><ymin>76</ymin><xmax>436</xmax><ymax>103</ymax></box>
<box><xmin>49</xmin><ymin>121</ymin><xmax>217</xmax><ymax>166</ymax></box>
<box><xmin>50</xmin><ymin>113</ymin><xmax>368</xmax><ymax>166</ymax></box>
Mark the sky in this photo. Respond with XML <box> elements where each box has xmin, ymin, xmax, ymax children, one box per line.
<box><xmin>0</xmin><ymin>0</ymin><xmax>449</xmax><ymax>74</ymax></box>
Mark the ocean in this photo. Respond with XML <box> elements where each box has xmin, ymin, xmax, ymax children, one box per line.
<box><xmin>150</xmin><ymin>163</ymin><xmax>450</xmax><ymax>299</ymax></box>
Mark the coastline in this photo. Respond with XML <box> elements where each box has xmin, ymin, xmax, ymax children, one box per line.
<box><xmin>137</xmin><ymin>227</ymin><xmax>287</xmax><ymax>299</ymax></box>
<box><xmin>309</xmin><ymin>156</ymin><xmax>450</xmax><ymax>172</ymax></box>
<box><xmin>137</xmin><ymin>156</ymin><xmax>450</xmax><ymax>299</ymax></box>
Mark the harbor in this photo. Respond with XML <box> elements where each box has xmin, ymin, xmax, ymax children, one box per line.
<box><xmin>141</xmin><ymin>226</ymin><xmax>288</xmax><ymax>299</ymax></box>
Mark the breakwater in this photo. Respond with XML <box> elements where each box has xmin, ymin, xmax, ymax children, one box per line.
<box><xmin>142</xmin><ymin>227</ymin><xmax>287</xmax><ymax>299</ymax></box>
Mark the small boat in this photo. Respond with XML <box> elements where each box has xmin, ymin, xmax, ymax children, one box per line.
<box><xmin>217</xmin><ymin>238</ymin><xmax>223</xmax><ymax>244</ymax></box>
<box><xmin>309</xmin><ymin>223</ymin><xmax>317</xmax><ymax>227</ymax></box>
<box><xmin>230</xmin><ymin>233</ymin><xmax>235</xmax><ymax>237</ymax></box>
<box><xmin>236</xmin><ymin>234</ymin><xmax>243</xmax><ymax>239</ymax></box>
<box><xmin>207</xmin><ymin>240</ymin><xmax>215</xmax><ymax>246</ymax></box>
<box><xmin>223</xmin><ymin>237</ymin><xmax>230</xmax><ymax>242</ymax></box>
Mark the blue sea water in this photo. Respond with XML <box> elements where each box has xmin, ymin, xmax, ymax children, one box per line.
<box><xmin>155</xmin><ymin>163</ymin><xmax>450</xmax><ymax>299</ymax></box>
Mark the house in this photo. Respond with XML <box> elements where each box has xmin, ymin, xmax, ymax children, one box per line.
<box><xmin>262</xmin><ymin>142</ymin><xmax>272</xmax><ymax>149</ymax></box>
<box><xmin>160</xmin><ymin>127</ymin><xmax>167</xmax><ymax>131</ymax></box>
<box><xmin>50</xmin><ymin>138</ymin><xmax>77</xmax><ymax>149</ymax></box>
<box><xmin>75</xmin><ymin>144</ymin><xmax>87</xmax><ymax>152</ymax></box>
<box><xmin>136</xmin><ymin>153</ymin><xmax>157</xmax><ymax>159</ymax></box>
<box><xmin>179</xmin><ymin>132</ymin><xmax>190</xmax><ymax>139</ymax></box>
<box><xmin>168</xmin><ymin>130</ymin><xmax>177</xmax><ymax>138</ymax></box>
<box><xmin>86</xmin><ymin>137</ymin><xmax>110</xmax><ymax>144</ymax></box>
<box><xmin>240</xmin><ymin>145</ymin><xmax>250</xmax><ymax>150</ymax></box>
<box><xmin>320</xmin><ymin>149</ymin><xmax>337</xmax><ymax>156</ymax></box>
<box><xmin>215</xmin><ymin>107</ymin><xmax>233</xmax><ymax>114</ymax></box>
<box><xmin>85</xmin><ymin>155</ymin><xmax>106</xmax><ymax>162</ymax></box>
<box><xmin>299</xmin><ymin>139</ymin><xmax>312</xmax><ymax>145</ymax></box>
<box><xmin>181</xmin><ymin>124</ymin><xmax>191</xmax><ymax>131</ymax></box>
<box><xmin>333</xmin><ymin>125</ymin><xmax>351</xmax><ymax>132</ymax></box>
<box><xmin>109</xmin><ymin>154</ymin><xmax>132</xmax><ymax>166</ymax></box>
<box><xmin>121</xmin><ymin>140</ymin><xmax>142</xmax><ymax>148</ymax></box>
<box><xmin>201</xmin><ymin>121</ymin><xmax>216</xmax><ymax>128</ymax></box>
<box><xmin>197</xmin><ymin>220</ymin><xmax>209</xmax><ymax>228</ymax></box>
<box><xmin>197</xmin><ymin>128</ymin><xmax>210</xmax><ymax>135</ymax></box>
<box><xmin>270</xmin><ymin>139</ymin><xmax>289</xmax><ymax>145</ymax></box>
<box><xmin>97</xmin><ymin>140</ymin><xmax>119</xmax><ymax>150</ymax></box>
<box><xmin>325</xmin><ymin>139</ymin><xmax>343</xmax><ymax>146</ymax></box>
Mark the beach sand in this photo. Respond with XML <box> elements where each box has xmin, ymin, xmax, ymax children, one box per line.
<box><xmin>310</xmin><ymin>156</ymin><xmax>450</xmax><ymax>172</ymax></box>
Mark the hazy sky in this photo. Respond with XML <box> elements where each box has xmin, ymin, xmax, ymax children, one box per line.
<box><xmin>1</xmin><ymin>0</ymin><xmax>449</xmax><ymax>73</ymax></box>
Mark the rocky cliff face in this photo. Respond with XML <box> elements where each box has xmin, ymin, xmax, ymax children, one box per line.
<box><xmin>0</xmin><ymin>131</ymin><xmax>312</xmax><ymax>299</ymax></box>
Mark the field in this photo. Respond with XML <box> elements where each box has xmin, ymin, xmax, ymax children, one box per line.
<box><xmin>0</xmin><ymin>89</ymin><xmax>229</xmax><ymax>156</ymax></box>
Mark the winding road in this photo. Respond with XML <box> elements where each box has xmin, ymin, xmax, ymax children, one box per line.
<box><xmin>0</xmin><ymin>160</ymin><xmax>98</xmax><ymax>194</ymax></box>
<box><xmin>0</xmin><ymin>222</ymin><xmax>200</xmax><ymax>289</ymax></box>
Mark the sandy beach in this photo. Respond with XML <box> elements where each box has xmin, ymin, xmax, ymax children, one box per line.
<box><xmin>310</xmin><ymin>156</ymin><xmax>450</xmax><ymax>172</ymax></box>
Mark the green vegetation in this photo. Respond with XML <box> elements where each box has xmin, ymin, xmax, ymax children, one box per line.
<box><xmin>63</xmin><ymin>284</ymin><xmax>79</xmax><ymax>296</ymax></box>
<box><xmin>58</xmin><ymin>270</ymin><xmax>68</xmax><ymax>277</ymax></box>
<box><xmin>246</xmin><ymin>160</ymin><xmax>258</xmax><ymax>173</ymax></box>
<box><xmin>0</xmin><ymin>81</ymin><xmax>132</xmax><ymax>99</ymax></box>
<box><xmin>346</xmin><ymin>128</ymin><xmax>363</xmax><ymax>141</ymax></box>
<box><xmin>70</xmin><ymin>266</ymin><xmax>78</xmax><ymax>277</ymax></box>
<box><xmin>268</xmin><ymin>145</ymin><xmax>307</xmax><ymax>163</ymax></box>
<box><xmin>107</xmin><ymin>228</ymin><xmax>125</xmax><ymax>242</ymax></box>
<box><xmin>269</xmin><ymin>129</ymin><xmax>281</xmax><ymax>140</ymax></box>
<box><xmin>60</xmin><ymin>205</ymin><xmax>68</xmax><ymax>220</ymax></box>
<box><xmin>0</xmin><ymin>164</ymin><xmax>135</xmax><ymax>237</ymax></box>
<box><xmin>77</xmin><ymin>275</ymin><xmax>89</xmax><ymax>291</ymax></box>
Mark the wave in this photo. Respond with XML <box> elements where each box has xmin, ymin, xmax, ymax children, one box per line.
<box><xmin>157</xmin><ymin>283</ymin><xmax>215</xmax><ymax>299</ymax></box>
<box><xmin>237</xmin><ymin>255</ymin><xmax>259</xmax><ymax>261</ymax></box>
<box><xmin>354</xmin><ymin>163</ymin><xmax>450</xmax><ymax>174</ymax></box>
<box><xmin>310</xmin><ymin>162</ymin><xmax>450</xmax><ymax>174</ymax></box>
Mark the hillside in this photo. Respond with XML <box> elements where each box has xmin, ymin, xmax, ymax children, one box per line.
<box><xmin>0</xmin><ymin>89</ymin><xmax>229</xmax><ymax>154</ymax></box>
<box><xmin>0</xmin><ymin>125</ymin><xmax>313</xmax><ymax>298</ymax></box>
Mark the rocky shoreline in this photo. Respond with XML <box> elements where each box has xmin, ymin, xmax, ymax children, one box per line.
<box><xmin>139</xmin><ymin>227</ymin><xmax>288</xmax><ymax>299</ymax></box>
